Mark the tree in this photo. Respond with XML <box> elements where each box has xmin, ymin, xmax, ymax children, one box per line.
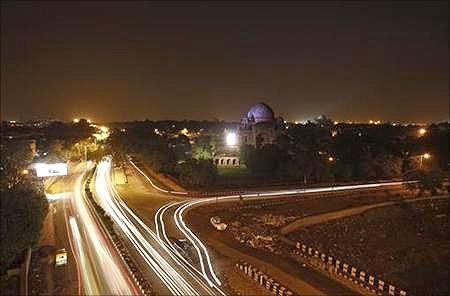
<box><xmin>175</xmin><ymin>159</ymin><xmax>217</xmax><ymax>188</ymax></box>
<box><xmin>240</xmin><ymin>144</ymin><xmax>282</xmax><ymax>174</ymax></box>
<box><xmin>0</xmin><ymin>142</ymin><xmax>34</xmax><ymax>189</ymax></box>
<box><xmin>1</xmin><ymin>143</ymin><xmax>48</xmax><ymax>273</ymax></box>
<box><xmin>192</xmin><ymin>136</ymin><xmax>216</xmax><ymax>160</ymax></box>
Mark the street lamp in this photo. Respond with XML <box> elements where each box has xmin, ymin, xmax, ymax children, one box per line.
<box><xmin>418</xmin><ymin>128</ymin><xmax>427</xmax><ymax>136</ymax></box>
<box><xmin>328</xmin><ymin>156</ymin><xmax>334</xmax><ymax>162</ymax></box>
<box><xmin>419</xmin><ymin>153</ymin><xmax>431</xmax><ymax>168</ymax></box>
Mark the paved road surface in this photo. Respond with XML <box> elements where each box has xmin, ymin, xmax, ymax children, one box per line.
<box><xmin>45</xmin><ymin>162</ymin><xmax>138</xmax><ymax>295</ymax></box>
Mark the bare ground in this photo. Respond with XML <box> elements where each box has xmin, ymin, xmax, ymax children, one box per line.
<box><xmin>287</xmin><ymin>198</ymin><xmax>449</xmax><ymax>296</ymax></box>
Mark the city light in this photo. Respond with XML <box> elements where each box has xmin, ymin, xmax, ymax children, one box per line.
<box><xmin>328</xmin><ymin>157</ymin><xmax>334</xmax><ymax>162</ymax></box>
<box><xmin>180</xmin><ymin>128</ymin><xmax>189</xmax><ymax>136</ymax></box>
<box><xmin>226</xmin><ymin>132</ymin><xmax>237</xmax><ymax>146</ymax></box>
<box><xmin>423</xmin><ymin>153</ymin><xmax>431</xmax><ymax>159</ymax></box>
<box><xmin>73</xmin><ymin>118</ymin><xmax>80</xmax><ymax>123</ymax></box>
<box><xmin>418</xmin><ymin>128</ymin><xmax>427</xmax><ymax>136</ymax></box>
<box><xmin>22</xmin><ymin>169</ymin><xmax>29</xmax><ymax>175</ymax></box>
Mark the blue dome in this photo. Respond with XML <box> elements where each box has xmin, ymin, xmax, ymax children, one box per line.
<box><xmin>247</xmin><ymin>102</ymin><xmax>275</xmax><ymax>123</ymax></box>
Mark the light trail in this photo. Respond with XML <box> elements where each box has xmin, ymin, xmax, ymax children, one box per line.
<box><xmin>174</xmin><ymin>202</ymin><xmax>222</xmax><ymax>286</ymax></box>
<box><xmin>127</xmin><ymin>157</ymin><xmax>430</xmax><ymax>296</ymax></box>
<box><xmin>95</xmin><ymin>158</ymin><xmax>225</xmax><ymax>295</ymax></box>
<box><xmin>154</xmin><ymin>203</ymin><xmax>226</xmax><ymax>295</ymax></box>
<box><xmin>69</xmin><ymin>216</ymin><xmax>97</xmax><ymax>295</ymax></box>
<box><xmin>69</xmin><ymin>165</ymin><xmax>137</xmax><ymax>296</ymax></box>
<box><xmin>130</xmin><ymin>158</ymin><xmax>416</xmax><ymax>296</ymax></box>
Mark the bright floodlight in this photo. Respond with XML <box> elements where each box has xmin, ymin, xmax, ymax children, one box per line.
<box><xmin>226</xmin><ymin>132</ymin><xmax>237</xmax><ymax>146</ymax></box>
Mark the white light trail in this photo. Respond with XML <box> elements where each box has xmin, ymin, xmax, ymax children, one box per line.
<box><xmin>70</xmin><ymin>166</ymin><xmax>136</xmax><ymax>296</ymax></box>
<box><xmin>95</xmin><ymin>158</ymin><xmax>225</xmax><ymax>295</ymax></box>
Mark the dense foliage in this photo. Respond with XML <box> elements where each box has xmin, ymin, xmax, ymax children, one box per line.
<box><xmin>175</xmin><ymin>159</ymin><xmax>218</xmax><ymax>188</ymax></box>
<box><xmin>104</xmin><ymin>119</ymin><xmax>448</xmax><ymax>188</ymax></box>
<box><xmin>240</xmin><ymin>121</ymin><xmax>448</xmax><ymax>184</ymax></box>
<box><xmin>0</xmin><ymin>143</ymin><xmax>48</xmax><ymax>274</ymax></box>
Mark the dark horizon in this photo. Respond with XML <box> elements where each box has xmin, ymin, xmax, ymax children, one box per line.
<box><xmin>1</xmin><ymin>1</ymin><xmax>448</xmax><ymax>123</ymax></box>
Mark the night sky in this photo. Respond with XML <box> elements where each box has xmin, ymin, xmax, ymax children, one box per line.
<box><xmin>1</xmin><ymin>1</ymin><xmax>448</xmax><ymax>123</ymax></box>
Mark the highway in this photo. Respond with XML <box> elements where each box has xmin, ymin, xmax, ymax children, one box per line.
<box><xmin>45</xmin><ymin>162</ymin><xmax>139</xmax><ymax>296</ymax></box>
<box><xmin>120</xmin><ymin>159</ymin><xmax>414</xmax><ymax>295</ymax></box>
<box><xmin>83</xmin><ymin>156</ymin><xmax>415</xmax><ymax>295</ymax></box>
<box><xmin>93</xmin><ymin>157</ymin><xmax>225</xmax><ymax>295</ymax></box>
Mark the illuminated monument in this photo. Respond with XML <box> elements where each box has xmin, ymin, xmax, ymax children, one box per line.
<box><xmin>214</xmin><ymin>102</ymin><xmax>280</xmax><ymax>167</ymax></box>
<box><xmin>239</xmin><ymin>102</ymin><xmax>277</xmax><ymax>147</ymax></box>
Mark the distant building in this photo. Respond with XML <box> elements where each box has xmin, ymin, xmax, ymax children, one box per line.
<box><xmin>214</xmin><ymin>102</ymin><xmax>281</xmax><ymax>167</ymax></box>
<box><xmin>239</xmin><ymin>102</ymin><xmax>278</xmax><ymax>147</ymax></box>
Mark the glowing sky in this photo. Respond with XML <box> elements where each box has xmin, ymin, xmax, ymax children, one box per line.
<box><xmin>1</xmin><ymin>1</ymin><xmax>448</xmax><ymax>123</ymax></box>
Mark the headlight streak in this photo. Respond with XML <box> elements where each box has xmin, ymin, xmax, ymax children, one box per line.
<box><xmin>69</xmin><ymin>216</ymin><xmax>97</xmax><ymax>296</ymax></box>
<box><xmin>128</xmin><ymin>157</ymin><xmax>417</xmax><ymax>296</ymax></box>
<box><xmin>71</xmin><ymin>166</ymin><xmax>136</xmax><ymax>296</ymax></box>
<box><xmin>96</xmin><ymin>158</ymin><xmax>230</xmax><ymax>295</ymax></box>
<box><xmin>154</xmin><ymin>202</ymin><xmax>225</xmax><ymax>295</ymax></box>
<box><xmin>96</xmin><ymin>160</ymin><xmax>194</xmax><ymax>295</ymax></box>
<box><xmin>174</xmin><ymin>202</ymin><xmax>222</xmax><ymax>286</ymax></box>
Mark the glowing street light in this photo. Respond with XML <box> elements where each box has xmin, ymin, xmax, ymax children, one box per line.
<box><xmin>226</xmin><ymin>132</ymin><xmax>237</xmax><ymax>147</ymax></box>
<box><xmin>180</xmin><ymin>128</ymin><xmax>189</xmax><ymax>136</ymax></box>
<box><xmin>418</xmin><ymin>128</ymin><xmax>427</xmax><ymax>136</ymax></box>
<box><xmin>419</xmin><ymin>153</ymin><xmax>431</xmax><ymax>168</ymax></box>
<box><xmin>328</xmin><ymin>156</ymin><xmax>334</xmax><ymax>162</ymax></box>
<box><xmin>73</xmin><ymin>118</ymin><xmax>80</xmax><ymax>123</ymax></box>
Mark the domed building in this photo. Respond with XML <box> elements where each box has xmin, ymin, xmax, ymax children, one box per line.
<box><xmin>213</xmin><ymin>102</ymin><xmax>281</xmax><ymax>167</ymax></box>
<box><xmin>246</xmin><ymin>102</ymin><xmax>275</xmax><ymax>124</ymax></box>
<box><xmin>240</xmin><ymin>102</ymin><xmax>278</xmax><ymax>147</ymax></box>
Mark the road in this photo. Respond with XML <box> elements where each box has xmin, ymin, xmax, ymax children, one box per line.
<box><xmin>117</xmin><ymin>159</ymin><xmax>418</xmax><ymax>295</ymax></box>
<box><xmin>44</xmin><ymin>162</ymin><xmax>138</xmax><ymax>295</ymax></box>
<box><xmin>93</xmin><ymin>157</ymin><xmax>225</xmax><ymax>295</ymax></box>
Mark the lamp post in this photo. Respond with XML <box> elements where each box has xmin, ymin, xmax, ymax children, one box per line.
<box><xmin>419</xmin><ymin>153</ymin><xmax>430</xmax><ymax>169</ymax></box>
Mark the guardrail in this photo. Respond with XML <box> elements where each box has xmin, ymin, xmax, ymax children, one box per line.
<box><xmin>236</xmin><ymin>261</ymin><xmax>296</xmax><ymax>296</ymax></box>
<box><xmin>292</xmin><ymin>242</ymin><xmax>407</xmax><ymax>296</ymax></box>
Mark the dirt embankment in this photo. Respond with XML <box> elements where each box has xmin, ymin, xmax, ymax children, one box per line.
<box><xmin>187</xmin><ymin>190</ymin><xmax>449</xmax><ymax>296</ymax></box>
<box><xmin>287</xmin><ymin>198</ymin><xmax>449</xmax><ymax>296</ymax></box>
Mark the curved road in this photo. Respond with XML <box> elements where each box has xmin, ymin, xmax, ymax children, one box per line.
<box><xmin>99</xmin><ymin>158</ymin><xmax>414</xmax><ymax>295</ymax></box>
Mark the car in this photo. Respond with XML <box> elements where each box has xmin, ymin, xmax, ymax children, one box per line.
<box><xmin>55</xmin><ymin>248</ymin><xmax>67</xmax><ymax>266</ymax></box>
